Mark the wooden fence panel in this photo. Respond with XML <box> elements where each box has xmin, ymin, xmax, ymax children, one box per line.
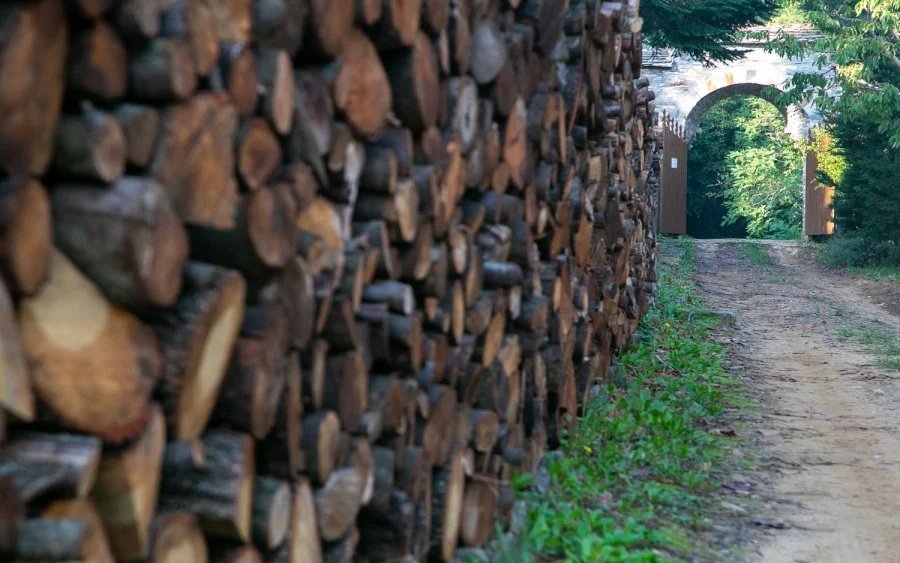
<box><xmin>659</xmin><ymin>115</ymin><xmax>687</xmax><ymax>234</ymax></box>
<box><xmin>804</xmin><ymin>149</ymin><xmax>834</xmax><ymax>236</ymax></box>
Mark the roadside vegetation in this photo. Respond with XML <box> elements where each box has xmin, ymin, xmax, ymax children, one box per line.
<box><xmin>504</xmin><ymin>240</ymin><xmax>752</xmax><ymax>562</ymax></box>
<box><xmin>837</xmin><ymin>324</ymin><xmax>900</xmax><ymax>371</ymax></box>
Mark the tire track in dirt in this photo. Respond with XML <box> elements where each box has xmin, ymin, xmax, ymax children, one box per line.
<box><xmin>691</xmin><ymin>240</ymin><xmax>900</xmax><ymax>563</ymax></box>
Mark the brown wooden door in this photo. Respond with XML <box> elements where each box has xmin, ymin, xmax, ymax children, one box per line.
<box><xmin>659</xmin><ymin>116</ymin><xmax>687</xmax><ymax>235</ymax></box>
<box><xmin>803</xmin><ymin>149</ymin><xmax>834</xmax><ymax>236</ymax></box>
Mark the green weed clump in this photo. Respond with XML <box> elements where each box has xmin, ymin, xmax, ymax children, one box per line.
<box><xmin>509</xmin><ymin>240</ymin><xmax>745</xmax><ymax>562</ymax></box>
<box><xmin>819</xmin><ymin>236</ymin><xmax>900</xmax><ymax>270</ymax></box>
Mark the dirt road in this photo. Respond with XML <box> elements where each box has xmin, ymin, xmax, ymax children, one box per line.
<box><xmin>690</xmin><ymin>240</ymin><xmax>900</xmax><ymax>563</ymax></box>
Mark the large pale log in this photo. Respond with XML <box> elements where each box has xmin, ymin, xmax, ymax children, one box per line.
<box><xmin>144</xmin><ymin>262</ymin><xmax>246</xmax><ymax>440</ymax></box>
<box><xmin>51</xmin><ymin>177</ymin><xmax>189</xmax><ymax>310</ymax></box>
<box><xmin>147</xmin><ymin>512</ymin><xmax>208</xmax><ymax>563</ymax></box>
<box><xmin>322</xmin><ymin>29</ymin><xmax>392</xmax><ymax>140</ymax></box>
<box><xmin>0</xmin><ymin>0</ymin><xmax>68</xmax><ymax>177</ymax></box>
<box><xmin>92</xmin><ymin>405</ymin><xmax>166</xmax><ymax>561</ymax></box>
<box><xmin>160</xmin><ymin>429</ymin><xmax>255</xmax><ymax>542</ymax></box>
<box><xmin>151</xmin><ymin>93</ymin><xmax>239</xmax><ymax>229</ymax></box>
<box><xmin>0</xmin><ymin>431</ymin><xmax>101</xmax><ymax>501</ymax></box>
<box><xmin>0</xmin><ymin>178</ymin><xmax>52</xmax><ymax>297</ymax></box>
<box><xmin>18</xmin><ymin>251</ymin><xmax>160</xmax><ymax>440</ymax></box>
<box><xmin>0</xmin><ymin>279</ymin><xmax>32</xmax><ymax>421</ymax></box>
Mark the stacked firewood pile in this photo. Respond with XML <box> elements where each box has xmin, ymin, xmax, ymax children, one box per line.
<box><xmin>0</xmin><ymin>0</ymin><xmax>659</xmax><ymax>560</ymax></box>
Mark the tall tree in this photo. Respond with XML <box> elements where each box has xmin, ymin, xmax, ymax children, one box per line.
<box><xmin>769</xmin><ymin>0</ymin><xmax>900</xmax><ymax>146</ymax></box>
<box><xmin>641</xmin><ymin>0</ymin><xmax>779</xmax><ymax>64</ymax></box>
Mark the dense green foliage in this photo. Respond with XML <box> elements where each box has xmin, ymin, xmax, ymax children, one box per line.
<box><xmin>770</xmin><ymin>0</ymin><xmax>900</xmax><ymax>147</ymax></box>
<box><xmin>508</xmin><ymin>241</ymin><xmax>747</xmax><ymax>562</ymax></box>
<box><xmin>687</xmin><ymin>97</ymin><xmax>804</xmax><ymax>239</ymax></box>
<box><xmin>642</xmin><ymin>0</ymin><xmax>779</xmax><ymax>63</ymax></box>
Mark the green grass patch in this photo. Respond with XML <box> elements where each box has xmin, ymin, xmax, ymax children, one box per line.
<box><xmin>507</xmin><ymin>239</ymin><xmax>749</xmax><ymax>562</ymax></box>
<box><xmin>848</xmin><ymin>265</ymin><xmax>900</xmax><ymax>285</ymax></box>
<box><xmin>836</xmin><ymin>324</ymin><xmax>900</xmax><ymax>371</ymax></box>
<box><xmin>736</xmin><ymin>243</ymin><xmax>776</xmax><ymax>267</ymax></box>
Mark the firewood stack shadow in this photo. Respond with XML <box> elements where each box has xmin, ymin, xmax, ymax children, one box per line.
<box><xmin>0</xmin><ymin>0</ymin><xmax>661</xmax><ymax>560</ymax></box>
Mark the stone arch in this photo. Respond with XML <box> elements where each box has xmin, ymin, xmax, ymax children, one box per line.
<box><xmin>684</xmin><ymin>83</ymin><xmax>809</xmax><ymax>142</ymax></box>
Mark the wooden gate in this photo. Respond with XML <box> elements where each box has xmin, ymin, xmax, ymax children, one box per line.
<box><xmin>803</xmin><ymin>148</ymin><xmax>834</xmax><ymax>236</ymax></box>
<box><xmin>659</xmin><ymin>114</ymin><xmax>687</xmax><ymax>234</ymax></box>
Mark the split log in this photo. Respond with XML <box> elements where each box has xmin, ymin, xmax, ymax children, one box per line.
<box><xmin>460</xmin><ymin>480</ymin><xmax>497</xmax><ymax>547</ymax></box>
<box><xmin>323</xmin><ymin>351</ymin><xmax>369</xmax><ymax>432</ymax></box>
<box><xmin>383</xmin><ymin>32</ymin><xmax>439</xmax><ymax>133</ymax></box>
<box><xmin>280</xmin><ymin>479</ymin><xmax>324</xmax><ymax>563</ymax></box>
<box><xmin>18</xmin><ymin>251</ymin><xmax>160</xmax><ymax>440</ymax></box>
<box><xmin>315</xmin><ymin>467</ymin><xmax>363</xmax><ymax>542</ymax></box>
<box><xmin>0</xmin><ymin>279</ymin><xmax>32</xmax><ymax>421</ymax></box>
<box><xmin>252</xmin><ymin>476</ymin><xmax>291</xmax><ymax>550</ymax></box>
<box><xmin>0</xmin><ymin>178</ymin><xmax>53</xmax><ymax>297</ymax></box>
<box><xmin>159</xmin><ymin>429</ymin><xmax>255</xmax><ymax>542</ymax></box>
<box><xmin>13</xmin><ymin>518</ymin><xmax>109</xmax><ymax>562</ymax></box>
<box><xmin>52</xmin><ymin>107</ymin><xmax>127</xmax><ymax>183</ymax></box>
<box><xmin>235</xmin><ymin>119</ymin><xmax>283</xmax><ymax>190</ymax></box>
<box><xmin>0</xmin><ymin>432</ymin><xmax>101</xmax><ymax>502</ymax></box>
<box><xmin>91</xmin><ymin>405</ymin><xmax>166</xmax><ymax>560</ymax></box>
<box><xmin>256</xmin><ymin>48</ymin><xmax>295</xmax><ymax>135</ymax></box>
<box><xmin>430</xmin><ymin>447</ymin><xmax>465</xmax><ymax>561</ymax></box>
<box><xmin>215</xmin><ymin>43</ymin><xmax>259</xmax><ymax>116</ymax></box>
<box><xmin>304</xmin><ymin>0</ymin><xmax>355</xmax><ymax>57</ymax></box>
<box><xmin>470</xmin><ymin>21</ymin><xmax>507</xmax><ymax>84</ymax></box>
<box><xmin>322</xmin><ymin>29</ymin><xmax>392</xmax><ymax>140</ymax></box>
<box><xmin>302</xmin><ymin>410</ymin><xmax>341</xmax><ymax>484</ymax></box>
<box><xmin>144</xmin><ymin>262</ymin><xmax>246</xmax><ymax>440</ymax></box>
<box><xmin>161</xmin><ymin>0</ymin><xmax>220</xmax><ymax>77</ymax></box>
<box><xmin>147</xmin><ymin>512</ymin><xmax>208</xmax><ymax>563</ymax></box>
<box><xmin>128</xmin><ymin>38</ymin><xmax>198</xmax><ymax>102</ymax></box>
<box><xmin>151</xmin><ymin>93</ymin><xmax>239</xmax><ymax>229</ymax></box>
<box><xmin>41</xmin><ymin>499</ymin><xmax>115</xmax><ymax>563</ymax></box>
<box><xmin>114</xmin><ymin>104</ymin><xmax>161</xmax><ymax>169</ymax></box>
<box><xmin>67</xmin><ymin>22</ymin><xmax>127</xmax><ymax>101</ymax></box>
<box><xmin>204</xmin><ymin>0</ymin><xmax>253</xmax><ymax>44</ymax></box>
<box><xmin>252</xmin><ymin>0</ymin><xmax>306</xmax><ymax>56</ymax></box>
<box><xmin>51</xmin><ymin>177</ymin><xmax>189</xmax><ymax>309</ymax></box>
<box><xmin>0</xmin><ymin>0</ymin><xmax>68</xmax><ymax>177</ymax></box>
<box><xmin>367</xmin><ymin>0</ymin><xmax>422</xmax><ymax>50</ymax></box>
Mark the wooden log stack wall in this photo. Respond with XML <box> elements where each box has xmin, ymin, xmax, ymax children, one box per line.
<box><xmin>0</xmin><ymin>0</ymin><xmax>660</xmax><ymax>560</ymax></box>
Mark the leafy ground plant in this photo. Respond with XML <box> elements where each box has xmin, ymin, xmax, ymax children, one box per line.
<box><xmin>505</xmin><ymin>239</ymin><xmax>751</xmax><ymax>562</ymax></box>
